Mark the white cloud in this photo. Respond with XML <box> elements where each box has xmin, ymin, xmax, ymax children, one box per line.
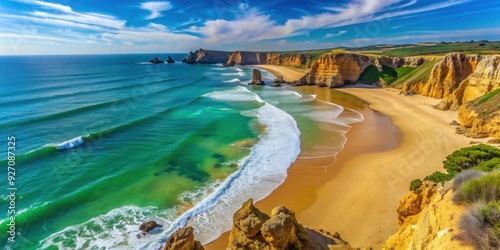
<box><xmin>324</xmin><ymin>30</ymin><xmax>348</xmax><ymax>38</ymax></box>
<box><xmin>140</xmin><ymin>1</ymin><xmax>173</xmax><ymax>20</ymax></box>
<box><xmin>189</xmin><ymin>0</ymin><xmax>470</xmax><ymax>45</ymax></box>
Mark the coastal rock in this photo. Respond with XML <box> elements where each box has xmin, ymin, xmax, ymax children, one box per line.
<box><xmin>260</xmin><ymin>206</ymin><xmax>304</xmax><ymax>249</ymax></box>
<box><xmin>167</xmin><ymin>56</ymin><xmax>175</xmax><ymax>64</ymax></box>
<box><xmin>228</xmin><ymin>199</ymin><xmax>353</xmax><ymax>250</ymax></box>
<box><xmin>162</xmin><ymin>227</ymin><xmax>204</xmax><ymax>250</ymax></box>
<box><xmin>457</xmin><ymin>90</ymin><xmax>500</xmax><ymax>138</ymax></box>
<box><xmin>298</xmin><ymin>52</ymin><xmax>424</xmax><ymax>87</ymax></box>
<box><xmin>375</xmin><ymin>56</ymin><xmax>424</xmax><ymax>70</ymax></box>
<box><xmin>396</xmin><ymin>181</ymin><xmax>437</xmax><ymax>225</ymax></box>
<box><xmin>249</xmin><ymin>69</ymin><xmax>265</xmax><ymax>85</ymax></box>
<box><xmin>406</xmin><ymin>53</ymin><xmax>481</xmax><ymax>99</ymax></box>
<box><xmin>384</xmin><ymin>182</ymin><xmax>473</xmax><ymax>250</ymax></box>
<box><xmin>271</xmin><ymin>76</ymin><xmax>285</xmax><ymax>87</ymax></box>
<box><xmin>182</xmin><ymin>49</ymin><xmax>232</xmax><ymax>64</ymax></box>
<box><xmin>139</xmin><ymin>220</ymin><xmax>161</xmax><ymax>233</ymax></box>
<box><xmin>266</xmin><ymin>53</ymin><xmax>307</xmax><ymax>67</ymax></box>
<box><xmin>437</xmin><ymin>55</ymin><xmax>500</xmax><ymax>110</ymax></box>
<box><xmin>149</xmin><ymin>57</ymin><xmax>164</xmax><ymax>64</ymax></box>
<box><xmin>226</xmin><ymin>51</ymin><xmax>267</xmax><ymax>66</ymax></box>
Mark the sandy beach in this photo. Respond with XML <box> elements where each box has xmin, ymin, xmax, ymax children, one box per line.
<box><xmin>206</xmin><ymin>65</ymin><xmax>476</xmax><ymax>249</ymax></box>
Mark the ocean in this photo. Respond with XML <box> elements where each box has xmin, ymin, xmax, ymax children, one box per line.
<box><xmin>0</xmin><ymin>54</ymin><xmax>363</xmax><ymax>249</ymax></box>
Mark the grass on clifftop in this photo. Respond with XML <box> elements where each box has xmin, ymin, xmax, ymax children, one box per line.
<box><xmin>390</xmin><ymin>60</ymin><xmax>439</xmax><ymax>88</ymax></box>
<box><xmin>372</xmin><ymin>41</ymin><xmax>500</xmax><ymax>57</ymax></box>
<box><xmin>358</xmin><ymin>65</ymin><xmax>417</xmax><ymax>85</ymax></box>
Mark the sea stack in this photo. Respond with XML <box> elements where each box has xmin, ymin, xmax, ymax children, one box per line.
<box><xmin>271</xmin><ymin>75</ymin><xmax>285</xmax><ymax>87</ymax></box>
<box><xmin>149</xmin><ymin>57</ymin><xmax>164</xmax><ymax>64</ymax></box>
<box><xmin>249</xmin><ymin>69</ymin><xmax>265</xmax><ymax>85</ymax></box>
<box><xmin>167</xmin><ymin>56</ymin><xmax>175</xmax><ymax>64</ymax></box>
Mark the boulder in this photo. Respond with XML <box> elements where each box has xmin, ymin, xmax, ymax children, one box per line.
<box><xmin>139</xmin><ymin>221</ymin><xmax>160</xmax><ymax>233</ymax></box>
<box><xmin>228</xmin><ymin>199</ymin><xmax>353</xmax><ymax>250</ymax></box>
<box><xmin>162</xmin><ymin>227</ymin><xmax>204</xmax><ymax>250</ymax></box>
<box><xmin>149</xmin><ymin>57</ymin><xmax>164</xmax><ymax>64</ymax></box>
<box><xmin>249</xmin><ymin>69</ymin><xmax>265</xmax><ymax>85</ymax></box>
<box><xmin>167</xmin><ymin>56</ymin><xmax>175</xmax><ymax>64</ymax></box>
<box><xmin>271</xmin><ymin>76</ymin><xmax>285</xmax><ymax>87</ymax></box>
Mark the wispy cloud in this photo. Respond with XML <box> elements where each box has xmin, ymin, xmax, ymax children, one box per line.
<box><xmin>140</xmin><ymin>1</ymin><xmax>173</xmax><ymax>20</ymax></box>
<box><xmin>324</xmin><ymin>30</ymin><xmax>348</xmax><ymax>38</ymax></box>
<box><xmin>189</xmin><ymin>0</ymin><xmax>471</xmax><ymax>44</ymax></box>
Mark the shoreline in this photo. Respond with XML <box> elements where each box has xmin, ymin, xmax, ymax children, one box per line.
<box><xmin>205</xmin><ymin>65</ymin><xmax>475</xmax><ymax>249</ymax></box>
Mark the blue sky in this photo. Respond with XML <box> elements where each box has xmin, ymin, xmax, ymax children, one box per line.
<box><xmin>0</xmin><ymin>0</ymin><xmax>499</xmax><ymax>54</ymax></box>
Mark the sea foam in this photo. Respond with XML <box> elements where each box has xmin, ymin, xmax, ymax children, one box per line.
<box><xmin>145</xmin><ymin>86</ymin><xmax>301</xmax><ymax>247</ymax></box>
<box><xmin>53</xmin><ymin>136</ymin><xmax>84</xmax><ymax>150</ymax></box>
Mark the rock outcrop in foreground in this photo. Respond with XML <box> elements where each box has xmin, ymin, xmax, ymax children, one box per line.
<box><xmin>167</xmin><ymin>56</ymin><xmax>175</xmax><ymax>64</ymax></box>
<box><xmin>162</xmin><ymin>227</ymin><xmax>204</xmax><ymax>250</ymax></box>
<box><xmin>384</xmin><ymin>181</ymin><xmax>473</xmax><ymax>250</ymax></box>
<box><xmin>228</xmin><ymin>199</ymin><xmax>352</xmax><ymax>250</ymax></box>
<box><xmin>162</xmin><ymin>200</ymin><xmax>353</xmax><ymax>250</ymax></box>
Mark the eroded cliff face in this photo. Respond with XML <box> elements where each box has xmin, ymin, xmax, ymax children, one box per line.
<box><xmin>182</xmin><ymin>49</ymin><xmax>232</xmax><ymax>64</ymax></box>
<box><xmin>384</xmin><ymin>181</ymin><xmax>473</xmax><ymax>250</ymax></box>
<box><xmin>297</xmin><ymin>53</ymin><xmax>424</xmax><ymax>87</ymax></box>
<box><xmin>405</xmin><ymin>53</ymin><xmax>482</xmax><ymax>99</ymax></box>
<box><xmin>437</xmin><ymin>55</ymin><xmax>500</xmax><ymax>111</ymax></box>
<box><xmin>457</xmin><ymin>91</ymin><xmax>500</xmax><ymax>138</ymax></box>
<box><xmin>183</xmin><ymin>49</ymin><xmax>308</xmax><ymax>67</ymax></box>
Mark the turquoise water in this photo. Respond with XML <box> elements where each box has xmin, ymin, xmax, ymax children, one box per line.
<box><xmin>0</xmin><ymin>55</ymin><xmax>362</xmax><ymax>249</ymax></box>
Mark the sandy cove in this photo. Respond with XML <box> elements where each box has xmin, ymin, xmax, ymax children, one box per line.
<box><xmin>206</xmin><ymin>65</ymin><xmax>477</xmax><ymax>249</ymax></box>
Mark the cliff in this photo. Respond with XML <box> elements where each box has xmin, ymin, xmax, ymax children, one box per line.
<box><xmin>457</xmin><ymin>89</ymin><xmax>500</xmax><ymax>138</ymax></box>
<box><xmin>437</xmin><ymin>55</ymin><xmax>500</xmax><ymax>110</ymax></box>
<box><xmin>404</xmin><ymin>53</ymin><xmax>482</xmax><ymax>99</ymax></box>
<box><xmin>384</xmin><ymin>181</ymin><xmax>473</xmax><ymax>250</ymax></box>
<box><xmin>182</xmin><ymin>49</ymin><xmax>232</xmax><ymax>64</ymax></box>
<box><xmin>296</xmin><ymin>53</ymin><xmax>424</xmax><ymax>87</ymax></box>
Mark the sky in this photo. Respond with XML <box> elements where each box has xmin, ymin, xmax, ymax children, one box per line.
<box><xmin>0</xmin><ymin>0</ymin><xmax>499</xmax><ymax>54</ymax></box>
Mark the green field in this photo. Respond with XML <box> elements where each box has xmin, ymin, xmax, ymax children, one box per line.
<box><xmin>389</xmin><ymin>60</ymin><xmax>440</xmax><ymax>87</ymax></box>
<box><xmin>368</xmin><ymin>41</ymin><xmax>500</xmax><ymax>57</ymax></box>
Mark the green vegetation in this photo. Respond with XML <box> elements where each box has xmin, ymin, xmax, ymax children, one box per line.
<box><xmin>380</xmin><ymin>65</ymin><xmax>398</xmax><ymax>84</ymax></box>
<box><xmin>358</xmin><ymin>65</ymin><xmax>380</xmax><ymax>83</ymax></box>
<box><xmin>373</xmin><ymin>41</ymin><xmax>500</xmax><ymax>57</ymax></box>
<box><xmin>279</xmin><ymin>49</ymin><xmax>331</xmax><ymax>68</ymax></box>
<box><xmin>443</xmin><ymin>144</ymin><xmax>500</xmax><ymax>174</ymax></box>
<box><xmin>424</xmin><ymin>171</ymin><xmax>455</xmax><ymax>184</ymax></box>
<box><xmin>410</xmin><ymin>179</ymin><xmax>423</xmax><ymax>194</ymax></box>
<box><xmin>390</xmin><ymin>60</ymin><xmax>439</xmax><ymax>87</ymax></box>
<box><xmin>459</xmin><ymin>172</ymin><xmax>500</xmax><ymax>203</ymax></box>
<box><xmin>409</xmin><ymin>145</ymin><xmax>500</xmax><ymax>192</ymax></box>
<box><xmin>357</xmin><ymin>65</ymin><xmax>402</xmax><ymax>85</ymax></box>
<box><xmin>395</xmin><ymin>66</ymin><xmax>416</xmax><ymax>78</ymax></box>
<box><xmin>478</xmin><ymin>88</ymin><xmax>500</xmax><ymax>105</ymax></box>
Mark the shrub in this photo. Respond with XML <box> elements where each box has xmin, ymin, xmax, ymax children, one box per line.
<box><xmin>424</xmin><ymin>171</ymin><xmax>454</xmax><ymax>184</ymax></box>
<box><xmin>443</xmin><ymin>145</ymin><xmax>500</xmax><ymax>174</ymax></box>
<box><xmin>452</xmin><ymin>170</ymin><xmax>485</xmax><ymax>190</ymax></box>
<box><xmin>410</xmin><ymin>179</ymin><xmax>423</xmax><ymax>194</ymax></box>
<box><xmin>455</xmin><ymin>201</ymin><xmax>500</xmax><ymax>249</ymax></box>
<box><xmin>458</xmin><ymin>172</ymin><xmax>500</xmax><ymax>203</ymax></box>
<box><xmin>476</xmin><ymin>158</ymin><xmax>500</xmax><ymax>172</ymax></box>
